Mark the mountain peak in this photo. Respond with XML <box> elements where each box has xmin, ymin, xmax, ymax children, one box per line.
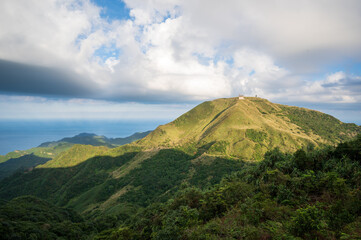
<box><xmin>138</xmin><ymin>97</ymin><xmax>360</xmax><ymax>160</ymax></box>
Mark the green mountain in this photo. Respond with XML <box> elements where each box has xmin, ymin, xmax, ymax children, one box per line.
<box><xmin>0</xmin><ymin>97</ymin><xmax>360</xmax><ymax>239</ymax></box>
<box><xmin>138</xmin><ymin>97</ymin><xmax>360</xmax><ymax>159</ymax></box>
<box><xmin>39</xmin><ymin>131</ymin><xmax>152</xmax><ymax>148</ymax></box>
<box><xmin>0</xmin><ymin>131</ymin><xmax>151</xmax><ymax>180</ymax></box>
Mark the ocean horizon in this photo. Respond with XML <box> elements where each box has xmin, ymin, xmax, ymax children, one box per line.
<box><xmin>0</xmin><ymin>119</ymin><xmax>169</xmax><ymax>155</ymax></box>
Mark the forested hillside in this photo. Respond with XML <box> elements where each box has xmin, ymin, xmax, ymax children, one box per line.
<box><xmin>96</xmin><ymin>135</ymin><xmax>361</xmax><ymax>239</ymax></box>
<box><xmin>1</xmin><ymin>135</ymin><xmax>360</xmax><ymax>239</ymax></box>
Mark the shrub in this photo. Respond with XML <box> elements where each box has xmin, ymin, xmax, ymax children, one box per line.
<box><xmin>290</xmin><ymin>205</ymin><xmax>327</xmax><ymax>238</ymax></box>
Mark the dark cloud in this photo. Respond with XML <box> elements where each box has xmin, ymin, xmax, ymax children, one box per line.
<box><xmin>0</xmin><ymin>59</ymin><xmax>96</xmax><ymax>98</ymax></box>
<box><xmin>322</xmin><ymin>76</ymin><xmax>361</xmax><ymax>94</ymax></box>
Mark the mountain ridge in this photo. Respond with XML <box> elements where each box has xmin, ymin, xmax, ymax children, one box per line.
<box><xmin>136</xmin><ymin>97</ymin><xmax>360</xmax><ymax>160</ymax></box>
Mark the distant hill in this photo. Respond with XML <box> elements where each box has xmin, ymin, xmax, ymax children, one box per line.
<box><xmin>138</xmin><ymin>97</ymin><xmax>360</xmax><ymax>159</ymax></box>
<box><xmin>38</xmin><ymin>131</ymin><xmax>152</xmax><ymax>148</ymax></box>
<box><xmin>0</xmin><ymin>131</ymin><xmax>151</xmax><ymax>180</ymax></box>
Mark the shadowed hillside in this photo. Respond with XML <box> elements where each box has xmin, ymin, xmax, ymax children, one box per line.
<box><xmin>0</xmin><ymin>148</ymin><xmax>244</xmax><ymax>217</ymax></box>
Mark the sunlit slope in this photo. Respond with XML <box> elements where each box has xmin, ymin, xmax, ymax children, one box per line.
<box><xmin>138</xmin><ymin>97</ymin><xmax>360</xmax><ymax>159</ymax></box>
<box><xmin>37</xmin><ymin>145</ymin><xmax>109</xmax><ymax>168</ymax></box>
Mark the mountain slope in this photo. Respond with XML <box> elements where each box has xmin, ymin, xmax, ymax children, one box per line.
<box><xmin>37</xmin><ymin>145</ymin><xmax>109</xmax><ymax>168</ymax></box>
<box><xmin>0</xmin><ymin>147</ymin><xmax>242</xmax><ymax>216</ymax></box>
<box><xmin>138</xmin><ymin>97</ymin><xmax>360</xmax><ymax>160</ymax></box>
<box><xmin>0</xmin><ymin>154</ymin><xmax>51</xmax><ymax>179</ymax></box>
<box><xmin>0</xmin><ymin>131</ymin><xmax>151</xmax><ymax>180</ymax></box>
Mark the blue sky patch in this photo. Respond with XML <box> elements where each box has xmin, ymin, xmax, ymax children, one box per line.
<box><xmin>94</xmin><ymin>44</ymin><xmax>121</xmax><ymax>62</ymax></box>
<box><xmin>193</xmin><ymin>53</ymin><xmax>212</xmax><ymax>66</ymax></box>
<box><xmin>92</xmin><ymin>0</ymin><xmax>130</xmax><ymax>22</ymax></box>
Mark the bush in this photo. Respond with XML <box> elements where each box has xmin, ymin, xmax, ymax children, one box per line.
<box><xmin>290</xmin><ymin>205</ymin><xmax>327</xmax><ymax>238</ymax></box>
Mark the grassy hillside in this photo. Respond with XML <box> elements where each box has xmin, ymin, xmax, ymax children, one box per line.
<box><xmin>137</xmin><ymin>97</ymin><xmax>360</xmax><ymax>160</ymax></box>
<box><xmin>37</xmin><ymin>144</ymin><xmax>109</xmax><ymax>168</ymax></box>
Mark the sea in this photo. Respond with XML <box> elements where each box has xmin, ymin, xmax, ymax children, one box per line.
<box><xmin>0</xmin><ymin>119</ymin><xmax>169</xmax><ymax>155</ymax></box>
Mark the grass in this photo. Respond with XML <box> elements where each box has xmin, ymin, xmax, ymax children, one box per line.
<box><xmin>138</xmin><ymin>97</ymin><xmax>360</xmax><ymax>160</ymax></box>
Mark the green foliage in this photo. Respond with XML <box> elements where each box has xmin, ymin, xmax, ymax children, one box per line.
<box><xmin>38</xmin><ymin>144</ymin><xmax>109</xmax><ymax>168</ymax></box>
<box><xmin>0</xmin><ymin>154</ymin><xmax>50</xmax><ymax>180</ymax></box>
<box><xmin>0</xmin><ymin>196</ymin><xmax>93</xmax><ymax>240</ymax></box>
<box><xmin>1</xmin><ymin>124</ymin><xmax>361</xmax><ymax>239</ymax></box>
<box><xmin>189</xmin><ymin>157</ymin><xmax>243</xmax><ymax>188</ymax></box>
<box><xmin>290</xmin><ymin>205</ymin><xmax>327</xmax><ymax>238</ymax></box>
<box><xmin>284</xmin><ymin>106</ymin><xmax>360</xmax><ymax>142</ymax></box>
<box><xmin>108</xmin><ymin>136</ymin><xmax>361</xmax><ymax>239</ymax></box>
<box><xmin>245</xmin><ymin>129</ymin><xmax>268</xmax><ymax>143</ymax></box>
<box><xmin>0</xmin><ymin>152</ymin><xmax>137</xmax><ymax>208</ymax></box>
<box><xmin>116</xmin><ymin>149</ymin><xmax>193</xmax><ymax>206</ymax></box>
<box><xmin>207</xmin><ymin>141</ymin><xmax>229</xmax><ymax>155</ymax></box>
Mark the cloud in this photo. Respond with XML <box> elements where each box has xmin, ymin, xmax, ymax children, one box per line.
<box><xmin>266</xmin><ymin>72</ymin><xmax>361</xmax><ymax>104</ymax></box>
<box><xmin>0</xmin><ymin>0</ymin><xmax>360</xmax><ymax>105</ymax></box>
<box><xmin>178</xmin><ymin>0</ymin><xmax>361</xmax><ymax>71</ymax></box>
<box><xmin>0</xmin><ymin>59</ymin><xmax>96</xmax><ymax>97</ymax></box>
<box><xmin>0</xmin><ymin>94</ymin><xmax>193</xmax><ymax>120</ymax></box>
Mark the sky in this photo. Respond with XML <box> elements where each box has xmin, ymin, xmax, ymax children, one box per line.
<box><xmin>0</xmin><ymin>0</ymin><xmax>360</xmax><ymax>123</ymax></box>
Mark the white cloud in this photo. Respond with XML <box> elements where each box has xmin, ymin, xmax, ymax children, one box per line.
<box><xmin>268</xmin><ymin>71</ymin><xmax>361</xmax><ymax>104</ymax></box>
<box><xmin>0</xmin><ymin>0</ymin><xmax>360</xmax><ymax>106</ymax></box>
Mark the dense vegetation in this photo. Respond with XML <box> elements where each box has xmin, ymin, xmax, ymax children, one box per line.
<box><xmin>282</xmin><ymin>106</ymin><xmax>360</xmax><ymax>142</ymax></box>
<box><xmin>95</xmin><ymin>136</ymin><xmax>361</xmax><ymax>239</ymax></box>
<box><xmin>0</xmin><ymin>137</ymin><xmax>360</xmax><ymax>239</ymax></box>
<box><xmin>0</xmin><ymin>196</ymin><xmax>92</xmax><ymax>239</ymax></box>
<box><xmin>0</xmin><ymin>148</ymin><xmax>243</xmax><ymax>218</ymax></box>
<box><xmin>0</xmin><ymin>154</ymin><xmax>50</xmax><ymax>180</ymax></box>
